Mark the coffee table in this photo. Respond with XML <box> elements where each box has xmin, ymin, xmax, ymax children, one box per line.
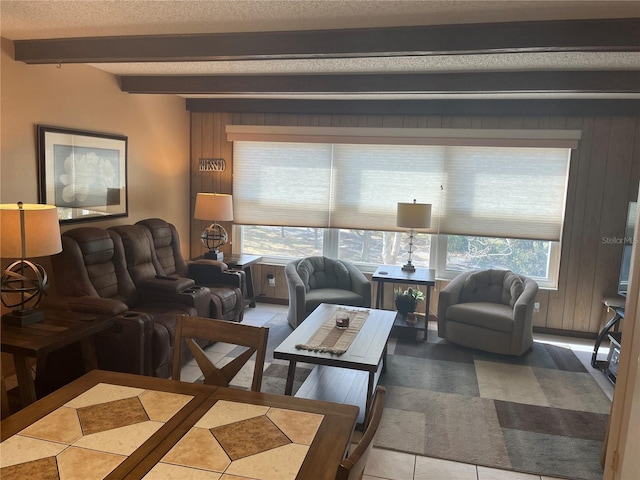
<box><xmin>273</xmin><ymin>303</ymin><xmax>395</xmax><ymax>425</ymax></box>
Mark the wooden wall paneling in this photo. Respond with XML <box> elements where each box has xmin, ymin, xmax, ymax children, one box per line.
<box><xmin>426</xmin><ymin>116</ymin><xmax>443</xmax><ymax>128</ymax></box>
<box><xmin>451</xmin><ymin>116</ymin><xmax>473</xmax><ymax>128</ymax></box>
<box><xmin>559</xmin><ymin>117</ymin><xmax>594</xmax><ymax>331</ymax></box>
<box><xmin>573</xmin><ymin>117</ymin><xmax>612</xmax><ymax>332</ymax></box>
<box><xmin>403</xmin><ymin>115</ymin><xmax>418</xmax><ymax>128</ymax></box>
<box><xmin>532</xmin><ymin>290</ymin><xmax>550</xmax><ymax>328</ymax></box>
<box><xmin>589</xmin><ymin>117</ymin><xmax>638</xmax><ymax>333</ymax></box>
<box><xmin>480</xmin><ymin>117</ymin><xmax>500</xmax><ymax>129</ymax></box>
<box><xmin>190</xmin><ymin>113</ymin><xmax>203</xmax><ymax>258</ymax></box>
<box><xmin>546</xmin><ymin>117</ymin><xmax>583</xmax><ymax>330</ymax></box>
<box><xmin>498</xmin><ymin>117</ymin><xmax>523</xmax><ymax>129</ymax></box>
<box><xmin>365</xmin><ymin>115</ymin><xmax>384</xmax><ymax>127</ymax></box>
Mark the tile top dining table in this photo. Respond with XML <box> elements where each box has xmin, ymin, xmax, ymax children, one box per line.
<box><xmin>0</xmin><ymin>369</ymin><xmax>359</xmax><ymax>480</ymax></box>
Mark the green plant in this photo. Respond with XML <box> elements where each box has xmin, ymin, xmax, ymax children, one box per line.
<box><xmin>394</xmin><ymin>287</ymin><xmax>425</xmax><ymax>301</ymax></box>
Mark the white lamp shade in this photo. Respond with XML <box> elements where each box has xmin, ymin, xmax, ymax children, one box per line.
<box><xmin>396</xmin><ymin>202</ymin><xmax>432</xmax><ymax>229</ymax></box>
<box><xmin>0</xmin><ymin>203</ymin><xmax>62</xmax><ymax>258</ymax></box>
<box><xmin>194</xmin><ymin>193</ymin><xmax>234</xmax><ymax>222</ymax></box>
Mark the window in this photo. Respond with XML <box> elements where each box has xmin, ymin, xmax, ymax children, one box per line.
<box><xmin>229</xmin><ymin>126</ymin><xmax>578</xmax><ymax>288</ymax></box>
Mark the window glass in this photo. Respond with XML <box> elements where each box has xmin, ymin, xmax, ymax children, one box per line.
<box><xmin>242</xmin><ymin>226</ymin><xmax>323</xmax><ymax>258</ymax></box>
<box><xmin>337</xmin><ymin>230</ymin><xmax>431</xmax><ymax>268</ymax></box>
<box><xmin>445</xmin><ymin>235</ymin><xmax>552</xmax><ymax>279</ymax></box>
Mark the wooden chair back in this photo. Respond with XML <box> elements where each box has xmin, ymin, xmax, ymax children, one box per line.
<box><xmin>172</xmin><ymin>315</ymin><xmax>269</xmax><ymax>391</ymax></box>
<box><xmin>335</xmin><ymin>385</ymin><xmax>386</xmax><ymax>480</ymax></box>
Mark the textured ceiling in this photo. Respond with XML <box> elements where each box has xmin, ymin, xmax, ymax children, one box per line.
<box><xmin>2</xmin><ymin>1</ymin><xmax>639</xmax><ymax>100</ymax></box>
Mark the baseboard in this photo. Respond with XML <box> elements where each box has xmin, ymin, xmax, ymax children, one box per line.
<box><xmin>255</xmin><ymin>297</ymin><xmax>288</xmax><ymax>305</ymax></box>
<box><xmin>533</xmin><ymin>326</ymin><xmax>598</xmax><ymax>339</ymax></box>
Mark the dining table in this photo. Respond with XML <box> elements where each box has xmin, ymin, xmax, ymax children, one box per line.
<box><xmin>0</xmin><ymin>369</ymin><xmax>359</xmax><ymax>480</ymax></box>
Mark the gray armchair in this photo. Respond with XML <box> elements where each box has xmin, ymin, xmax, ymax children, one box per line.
<box><xmin>285</xmin><ymin>256</ymin><xmax>371</xmax><ymax>329</ymax></box>
<box><xmin>437</xmin><ymin>269</ymin><xmax>538</xmax><ymax>356</ymax></box>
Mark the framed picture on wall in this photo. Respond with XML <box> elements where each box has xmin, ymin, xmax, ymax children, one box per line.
<box><xmin>37</xmin><ymin>125</ymin><xmax>128</xmax><ymax>224</ymax></box>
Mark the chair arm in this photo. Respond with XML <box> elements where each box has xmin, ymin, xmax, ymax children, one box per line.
<box><xmin>67</xmin><ymin>296</ymin><xmax>130</xmax><ymax>315</ymax></box>
<box><xmin>187</xmin><ymin>260</ymin><xmax>243</xmax><ymax>289</ymax></box>
<box><xmin>512</xmin><ymin>278</ymin><xmax>539</xmax><ymax>324</ymax></box>
<box><xmin>343</xmin><ymin>262</ymin><xmax>372</xmax><ymax>307</ymax></box>
<box><xmin>285</xmin><ymin>262</ymin><xmax>307</xmax><ymax>327</ymax></box>
<box><xmin>437</xmin><ymin>271</ymin><xmax>469</xmax><ymax>336</ymax></box>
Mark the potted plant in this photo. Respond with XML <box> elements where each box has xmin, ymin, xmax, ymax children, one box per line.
<box><xmin>394</xmin><ymin>287</ymin><xmax>425</xmax><ymax>315</ymax></box>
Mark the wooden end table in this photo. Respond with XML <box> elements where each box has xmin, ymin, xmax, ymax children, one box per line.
<box><xmin>372</xmin><ymin>265</ymin><xmax>436</xmax><ymax>314</ymax></box>
<box><xmin>1</xmin><ymin>309</ymin><xmax>113</xmax><ymax>409</ymax></box>
<box><xmin>224</xmin><ymin>254</ymin><xmax>262</xmax><ymax>307</ymax></box>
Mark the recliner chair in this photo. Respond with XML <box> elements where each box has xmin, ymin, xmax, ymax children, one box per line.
<box><xmin>285</xmin><ymin>256</ymin><xmax>371</xmax><ymax>329</ymax></box>
<box><xmin>49</xmin><ymin>227</ymin><xmax>208</xmax><ymax>377</ymax></box>
<box><xmin>135</xmin><ymin>218</ymin><xmax>244</xmax><ymax>322</ymax></box>
<box><xmin>437</xmin><ymin>269</ymin><xmax>539</xmax><ymax>356</ymax></box>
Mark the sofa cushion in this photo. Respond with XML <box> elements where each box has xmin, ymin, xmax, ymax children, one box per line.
<box><xmin>446</xmin><ymin>302</ymin><xmax>514</xmax><ymax>333</ymax></box>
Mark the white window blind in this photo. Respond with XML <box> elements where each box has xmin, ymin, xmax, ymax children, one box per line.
<box><xmin>233</xmin><ymin>142</ymin><xmax>333</xmax><ymax>227</ymax></box>
<box><xmin>439</xmin><ymin>146</ymin><xmax>571</xmax><ymax>240</ymax></box>
<box><xmin>231</xmin><ymin>128</ymin><xmax>575</xmax><ymax>242</ymax></box>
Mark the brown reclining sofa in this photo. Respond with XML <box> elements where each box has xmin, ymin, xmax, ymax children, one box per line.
<box><xmin>45</xmin><ymin>218</ymin><xmax>244</xmax><ymax>379</ymax></box>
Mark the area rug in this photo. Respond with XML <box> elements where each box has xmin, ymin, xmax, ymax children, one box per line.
<box><xmin>222</xmin><ymin>313</ymin><xmax>611</xmax><ymax>480</ymax></box>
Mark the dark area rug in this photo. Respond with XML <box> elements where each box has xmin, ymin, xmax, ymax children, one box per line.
<box><xmin>224</xmin><ymin>314</ymin><xmax>611</xmax><ymax>480</ymax></box>
<box><xmin>377</xmin><ymin>329</ymin><xmax>611</xmax><ymax>480</ymax></box>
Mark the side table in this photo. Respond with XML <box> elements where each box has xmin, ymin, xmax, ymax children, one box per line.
<box><xmin>372</xmin><ymin>265</ymin><xmax>436</xmax><ymax>315</ymax></box>
<box><xmin>1</xmin><ymin>309</ymin><xmax>113</xmax><ymax>409</ymax></box>
<box><xmin>224</xmin><ymin>254</ymin><xmax>262</xmax><ymax>307</ymax></box>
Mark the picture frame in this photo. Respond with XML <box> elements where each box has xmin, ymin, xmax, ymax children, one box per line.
<box><xmin>37</xmin><ymin>125</ymin><xmax>128</xmax><ymax>224</ymax></box>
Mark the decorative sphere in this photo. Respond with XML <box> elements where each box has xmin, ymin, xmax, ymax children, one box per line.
<box><xmin>200</xmin><ymin>224</ymin><xmax>228</xmax><ymax>251</ymax></box>
<box><xmin>1</xmin><ymin>260</ymin><xmax>48</xmax><ymax>310</ymax></box>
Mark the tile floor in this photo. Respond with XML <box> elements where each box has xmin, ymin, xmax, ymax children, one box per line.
<box><xmin>183</xmin><ymin>302</ymin><xmax>614</xmax><ymax>480</ymax></box>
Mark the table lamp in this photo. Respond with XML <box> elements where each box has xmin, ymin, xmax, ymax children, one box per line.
<box><xmin>397</xmin><ymin>200</ymin><xmax>431</xmax><ymax>272</ymax></box>
<box><xmin>1</xmin><ymin>202</ymin><xmax>62</xmax><ymax>326</ymax></box>
<box><xmin>194</xmin><ymin>193</ymin><xmax>233</xmax><ymax>260</ymax></box>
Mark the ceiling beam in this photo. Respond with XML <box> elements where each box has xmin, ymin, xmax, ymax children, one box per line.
<box><xmin>120</xmin><ymin>71</ymin><xmax>640</xmax><ymax>95</ymax></box>
<box><xmin>186</xmin><ymin>98</ymin><xmax>640</xmax><ymax>116</ymax></box>
<box><xmin>14</xmin><ymin>17</ymin><xmax>640</xmax><ymax>64</ymax></box>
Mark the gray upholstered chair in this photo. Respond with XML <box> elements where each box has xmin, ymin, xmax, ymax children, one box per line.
<box><xmin>285</xmin><ymin>256</ymin><xmax>371</xmax><ymax>329</ymax></box>
<box><xmin>437</xmin><ymin>269</ymin><xmax>538</xmax><ymax>356</ymax></box>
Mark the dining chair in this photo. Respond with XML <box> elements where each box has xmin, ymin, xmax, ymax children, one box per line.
<box><xmin>172</xmin><ymin>315</ymin><xmax>269</xmax><ymax>391</ymax></box>
<box><xmin>335</xmin><ymin>385</ymin><xmax>386</xmax><ymax>480</ymax></box>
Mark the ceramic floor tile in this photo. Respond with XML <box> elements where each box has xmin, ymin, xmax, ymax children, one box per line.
<box><xmin>144</xmin><ymin>462</ymin><xmax>222</xmax><ymax>479</ymax></box>
<box><xmin>475</xmin><ymin>361</ymin><xmax>548</xmax><ymax>406</ymax></box>
<box><xmin>206</xmin><ymin>342</ymin><xmax>240</xmax><ymax>354</ymax></box>
<box><xmin>179</xmin><ymin>365</ymin><xmax>206</xmax><ymax>383</ymax></box>
<box><xmin>161</xmin><ymin>427</ymin><xmax>230</xmax><ymax>472</ymax></box>
<box><xmin>65</xmin><ymin>383</ymin><xmax>144</xmax><ymax>409</ymax></box>
<box><xmin>477</xmin><ymin>465</ymin><xmax>541</xmax><ymax>480</ymax></box>
<box><xmin>57</xmin><ymin>446</ymin><xmax>125</xmax><ymax>479</ymax></box>
<box><xmin>212</xmin><ymin>415</ymin><xmax>291</xmax><ymax>460</ymax></box>
<box><xmin>267</xmin><ymin>408</ymin><xmax>323</xmax><ymax>445</ymax></box>
<box><xmin>414</xmin><ymin>456</ymin><xmax>477</xmax><ymax>480</ymax></box>
<box><xmin>0</xmin><ymin>435</ymin><xmax>67</xmax><ymax>468</ymax></box>
<box><xmin>138</xmin><ymin>390</ymin><xmax>193</xmax><ymax>422</ymax></box>
<box><xmin>20</xmin><ymin>406</ymin><xmax>82</xmax><ymax>444</ymax></box>
<box><xmin>195</xmin><ymin>400</ymin><xmax>269</xmax><ymax>429</ymax></box>
<box><xmin>363</xmin><ymin>447</ymin><xmax>416</xmax><ymax>480</ymax></box>
<box><xmin>223</xmin><ymin>443</ymin><xmax>309</xmax><ymax>480</ymax></box>
<box><xmin>73</xmin><ymin>420</ymin><xmax>163</xmax><ymax>456</ymax></box>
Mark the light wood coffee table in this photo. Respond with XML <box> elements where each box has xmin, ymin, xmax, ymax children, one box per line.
<box><xmin>273</xmin><ymin>303</ymin><xmax>395</xmax><ymax>425</ymax></box>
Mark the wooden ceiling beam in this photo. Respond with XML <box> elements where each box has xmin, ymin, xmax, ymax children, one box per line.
<box><xmin>186</xmin><ymin>98</ymin><xmax>640</xmax><ymax>116</ymax></box>
<box><xmin>14</xmin><ymin>18</ymin><xmax>640</xmax><ymax>64</ymax></box>
<box><xmin>120</xmin><ymin>71</ymin><xmax>640</xmax><ymax>95</ymax></box>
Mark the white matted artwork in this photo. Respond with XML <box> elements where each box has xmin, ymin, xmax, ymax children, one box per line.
<box><xmin>37</xmin><ymin>125</ymin><xmax>128</xmax><ymax>223</ymax></box>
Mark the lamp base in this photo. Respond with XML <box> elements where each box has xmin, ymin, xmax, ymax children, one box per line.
<box><xmin>2</xmin><ymin>308</ymin><xmax>44</xmax><ymax>327</ymax></box>
<box><xmin>203</xmin><ymin>250</ymin><xmax>224</xmax><ymax>261</ymax></box>
<box><xmin>401</xmin><ymin>262</ymin><xmax>416</xmax><ymax>272</ymax></box>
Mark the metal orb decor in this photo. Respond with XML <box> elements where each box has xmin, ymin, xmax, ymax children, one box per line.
<box><xmin>1</xmin><ymin>260</ymin><xmax>49</xmax><ymax>311</ymax></box>
<box><xmin>200</xmin><ymin>223</ymin><xmax>228</xmax><ymax>251</ymax></box>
